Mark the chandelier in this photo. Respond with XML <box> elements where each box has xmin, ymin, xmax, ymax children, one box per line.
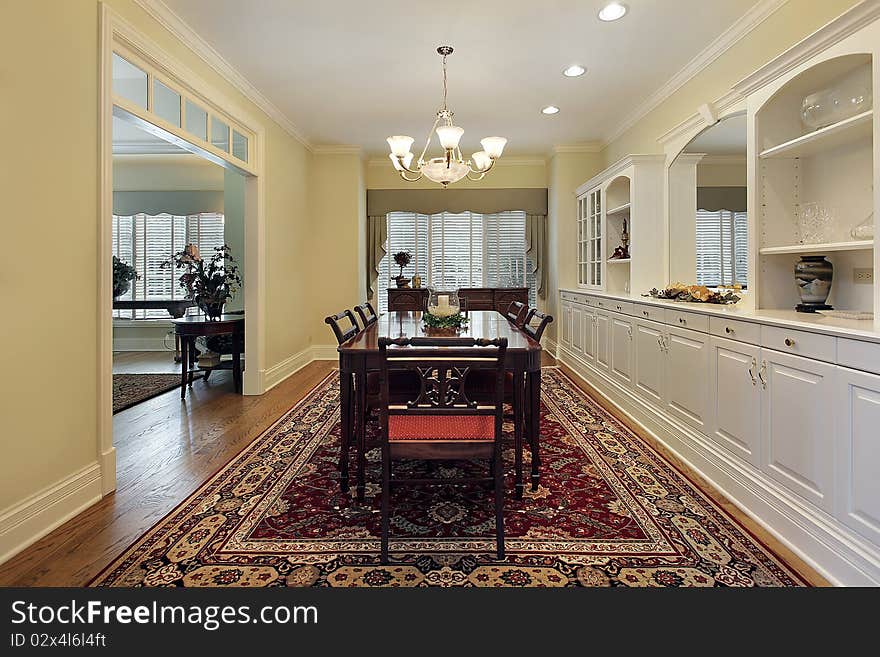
<box><xmin>386</xmin><ymin>46</ymin><xmax>507</xmax><ymax>187</ymax></box>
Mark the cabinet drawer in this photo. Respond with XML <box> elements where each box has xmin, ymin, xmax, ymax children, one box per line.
<box><xmin>665</xmin><ymin>309</ymin><xmax>709</xmax><ymax>333</ymax></box>
<box><xmin>634</xmin><ymin>303</ymin><xmax>664</xmax><ymax>323</ymax></box>
<box><xmin>560</xmin><ymin>291</ymin><xmax>583</xmax><ymax>303</ymax></box>
<box><xmin>608</xmin><ymin>300</ymin><xmax>634</xmax><ymax>316</ymax></box>
<box><xmin>593</xmin><ymin>297</ymin><xmax>614</xmax><ymax>311</ymax></box>
<box><xmin>837</xmin><ymin>338</ymin><xmax>880</xmax><ymax>376</ymax></box>
<box><xmin>709</xmin><ymin>316</ymin><xmax>760</xmax><ymax>345</ymax></box>
<box><xmin>761</xmin><ymin>325</ymin><xmax>836</xmax><ymax>363</ymax></box>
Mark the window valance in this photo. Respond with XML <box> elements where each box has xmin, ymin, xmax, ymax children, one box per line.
<box><xmin>367</xmin><ymin>188</ymin><xmax>548</xmax><ymax>217</ymax></box>
<box><xmin>113</xmin><ymin>190</ymin><xmax>224</xmax><ymax>217</ymax></box>
<box><xmin>697</xmin><ymin>187</ymin><xmax>746</xmax><ymax>213</ymax></box>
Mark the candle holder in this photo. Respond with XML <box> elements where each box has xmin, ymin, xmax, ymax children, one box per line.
<box><xmin>424</xmin><ymin>289</ymin><xmax>467</xmax><ymax>333</ymax></box>
<box><xmin>427</xmin><ymin>289</ymin><xmax>460</xmax><ymax>317</ymax></box>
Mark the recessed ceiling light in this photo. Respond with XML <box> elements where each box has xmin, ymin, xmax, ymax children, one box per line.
<box><xmin>598</xmin><ymin>2</ymin><xmax>627</xmax><ymax>21</ymax></box>
<box><xmin>563</xmin><ymin>65</ymin><xmax>586</xmax><ymax>77</ymax></box>
<box><xmin>542</xmin><ymin>106</ymin><xmax>560</xmax><ymax>115</ymax></box>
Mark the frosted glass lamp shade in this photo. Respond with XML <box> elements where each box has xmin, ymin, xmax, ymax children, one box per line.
<box><xmin>471</xmin><ymin>151</ymin><xmax>491</xmax><ymax>171</ymax></box>
<box><xmin>421</xmin><ymin>157</ymin><xmax>470</xmax><ymax>184</ymax></box>
<box><xmin>389</xmin><ymin>152</ymin><xmax>414</xmax><ymax>172</ymax></box>
<box><xmin>480</xmin><ymin>136</ymin><xmax>507</xmax><ymax>159</ymax></box>
<box><xmin>436</xmin><ymin>125</ymin><xmax>464</xmax><ymax>150</ymax></box>
<box><xmin>387</xmin><ymin>135</ymin><xmax>414</xmax><ymax>157</ymax></box>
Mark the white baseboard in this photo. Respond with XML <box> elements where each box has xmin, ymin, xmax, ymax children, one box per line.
<box><xmin>310</xmin><ymin>344</ymin><xmax>339</xmax><ymax>361</ymax></box>
<box><xmin>557</xmin><ymin>344</ymin><xmax>880</xmax><ymax>586</ymax></box>
<box><xmin>112</xmin><ymin>337</ymin><xmax>172</xmax><ymax>352</ymax></box>
<box><xmin>262</xmin><ymin>346</ymin><xmax>315</xmax><ymax>391</ymax></box>
<box><xmin>0</xmin><ymin>463</ymin><xmax>103</xmax><ymax>566</ymax></box>
<box><xmin>544</xmin><ymin>337</ymin><xmax>558</xmax><ymax>357</ymax></box>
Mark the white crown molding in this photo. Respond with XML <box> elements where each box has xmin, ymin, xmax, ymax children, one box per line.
<box><xmin>734</xmin><ymin>0</ymin><xmax>880</xmax><ymax>97</ymax></box>
<box><xmin>576</xmin><ymin>153</ymin><xmax>665</xmax><ymax>197</ymax></box>
<box><xmin>133</xmin><ymin>0</ymin><xmax>313</xmax><ymax>150</ymax></box>
<box><xmin>657</xmin><ymin>90</ymin><xmax>745</xmax><ymax>145</ymax></box>
<box><xmin>603</xmin><ymin>0</ymin><xmax>788</xmax><ymax>147</ymax></box>
<box><xmin>312</xmin><ymin>145</ymin><xmax>364</xmax><ymax>156</ymax></box>
<box><xmin>551</xmin><ymin>142</ymin><xmax>604</xmax><ymax>154</ymax></box>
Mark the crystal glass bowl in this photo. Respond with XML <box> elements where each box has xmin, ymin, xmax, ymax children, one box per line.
<box><xmin>801</xmin><ymin>64</ymin><xmax>872</xmax><ymax>130</ymax></box>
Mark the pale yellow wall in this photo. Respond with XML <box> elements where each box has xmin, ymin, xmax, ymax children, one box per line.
<box><xmin>365</xmin><ymin>159</ymin><xmax>547</xmax><ymax>189</ymax></box>
<box><xmin>602</xmin><ymin>0</ymin><xmax>860</xmax><ymax>164</ymax></box>
<box><xmin>113</xmin><ymin>154</ymin><xmax>224</xmax><ymax>190</ymax></box>
<box><xmin>0</xmin><ymin>0</ymin><xmax>314</xmax><ymax>523</ymax></box>
<box><xmin>309</xmin><ymin>153</ymin><xmax>365</xmax><ymax>345</ymax></box>
<box><xmin>697</xmin><ymin>162</ymin><xmax>747</xmax><ymax>187</ymax></box>
<box><xmin>547</xmin><ymin>151</ymin><xmax>604</xmax><ymax>341</ymax></box>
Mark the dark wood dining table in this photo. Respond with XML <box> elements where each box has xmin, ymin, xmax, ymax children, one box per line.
<box><xmin>337</xmin><ymin>310</ymin><xmax>543</xmax><ymax>502</ymax></box>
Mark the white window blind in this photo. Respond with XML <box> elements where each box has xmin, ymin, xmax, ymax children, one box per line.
<box><xmin>113</xmin><ymin>212</ymin><xmax>225</xmax><ymax>319</ymax></box>
<box><xmin>377</xmin><ymin>211</ymin><xmax>536</xmax><ymax>312</ymax></box>
<box><xmin>695</xmin><ymin>209</ymin><xmax>748</xmax><ymax>288</ymax></box>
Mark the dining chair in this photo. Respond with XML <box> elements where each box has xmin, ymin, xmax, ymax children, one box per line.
<box><xmin>377</xmin><ymin>336</ymin><xmax>508</xmax><ymax>563</ymax></box>
<box><xmin>522</xmin><ymin>309</ymin><xmax>554</xmax><ymax>342</ymax></box>
<box><xmin>324</xmin><ymin>309</ymin><xmax>360</xmax><ymax>344</ymax></box>
<box><xmin>354</xmin><ymin>302</ymin><xmax>378</xmax><ymax>328</ymax></box>
<box><xmin>505</xmin><ymin>301</ymin><xmax>528</xmax><ymax>328</ymax></box>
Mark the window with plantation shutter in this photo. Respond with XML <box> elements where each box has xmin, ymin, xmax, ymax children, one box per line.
<box><xmin>112</xmin><ymin>212</ymin><xmax>225</xmax><ymax>319</ymax></box>
<box><xmin>695</xmin><ymin>209</ymin><xmax>748</xmax><ymax>288</ymax></box>
<box><xmin>377</xmin><ymin>210</ymin><xmax>536</xmax><ymax>313</ymax></box>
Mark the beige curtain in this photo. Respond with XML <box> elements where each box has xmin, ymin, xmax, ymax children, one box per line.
<box><xmin>366</xmin><ymin>215</ymin><xmax>388</xmax><ymax>300</ymax></box>
<box><xmin>526</xmin><ymin>215</ymin><xmax>547</xmax><ymax>299</ymax></box>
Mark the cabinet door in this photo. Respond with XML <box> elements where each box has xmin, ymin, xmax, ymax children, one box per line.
<box><xmin>634</xmin><ymin>318</ymin><xmax>666</xmax><ymax>406</ymax></box>
<box><xmin>609</xmin><ymin>312</ymin><xmax>633</xmax><ymax>388</ymax></box>
<box><xmin>571</xmin><ymin>305</ymin><xmax>584</xmax><ymax>354</ymax></box>
<box><xmin>560</xmin><ymin>302</ymin><xmax>572</xmax><ymax>348</ymax></box>
<box><xmin>582</xmin><ymin>306</ymin><xmax>597</xmax><ymax>364</ymax></box>
<box><xmin>835</xmin><ymin>366</ymin><xmax>880</xmax><ymax>544</ymax></box>
<box><xmin>709</xmin><ymin>336</ymin><xmax>761</xmax><ymax>465</ymax></box>
<box><xmin>665</xmin><ymin>325</ymin><xmax>712</xmax><ymax>434</ymax></box>
<box><xmin>595</xmin><ymin>310</ymin><xmax>610</xmax><ymax>371</ymax></box>
<box><xmin>761</xmin><ymin>349</ymin><xmax>834</xmax><ymax>512</ymax></box>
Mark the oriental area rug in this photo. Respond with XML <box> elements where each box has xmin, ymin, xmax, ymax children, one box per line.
<box><xmin>93</xmin><ymin>368</ymin><xmax>805</xmax><ymax>587</ymax></box>
<box><xmin>113</xmin><ymin>373</ymin><xmax>200</xmax><ymax>414</ymax></box>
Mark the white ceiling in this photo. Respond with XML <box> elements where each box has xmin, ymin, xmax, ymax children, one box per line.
<box><xmin>161</xmin><ymin>0</ymin><xmax>760</xmax><ymax>155</ymax></box>
<box><xmin>683</xmin><ymin>113</ymin><xmax>747</xmax><ymax>155</ymax></box>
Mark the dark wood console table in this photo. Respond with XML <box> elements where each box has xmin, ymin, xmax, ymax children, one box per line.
<box><xmin>171</xmin><ymin>315</ymin><xmax>244</xmax><ymax>398</ymax></box>
<box><xmin>387</xmin><ymin>287</ymin><xmax>528</xmax><ymax>313</ymax></box>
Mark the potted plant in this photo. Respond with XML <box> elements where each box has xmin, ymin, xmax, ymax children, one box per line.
<box><xmin>164</xmin><ymin>244</ymin><xmax>242</xmax><ymax>320</ymax></box>
<box><xmin>392</xmin><ymin>250</ymin><xmax>411</xmax><ymax>288</ymax></box>
<box><xmin>112</xmin><ymin>256</ymin><xmax>139</xmax><ymax>298</ymax></box>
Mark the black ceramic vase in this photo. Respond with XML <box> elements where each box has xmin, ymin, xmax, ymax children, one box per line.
<box><xmin>794</xmin><ymin>255</ymin><xmax>833</xmax><ymax>311</ymax></box>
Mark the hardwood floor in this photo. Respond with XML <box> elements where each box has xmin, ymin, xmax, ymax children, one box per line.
<box><xmin>0</xmin><ymin>352</ymin><xmax>825</xmax><ymax>586</ymax></box>
<box><xmin>112</xmin><ymin>350</ymin><xmax>180</xmax><ymax>374</ymax></box>
<box><xmin>0</xmin><ymin>360</ymin><xmax>336</xmax><ymax>586</ymax></box>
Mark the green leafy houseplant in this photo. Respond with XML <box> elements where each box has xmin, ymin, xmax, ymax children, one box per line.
<box><xmin>112</xmin><ymin>256</ymin><xmax>139</xmax><ymax>298</ymax></box>
<box><xmin>164</xmin><ymin>244</ymin><xmax>242</xmax><ymax>320</ymax></box>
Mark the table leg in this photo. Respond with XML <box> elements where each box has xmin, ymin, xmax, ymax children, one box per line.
<box><xmin>174</xmin><ymin>334</ymin><xmax>182</xmax><ymax>363</ymax></box>
<box><xmin>513</xmin><ymin>367</ymin><xmax>524</xmax><ymax>500</ymax></box>
<box><xmin>232</xmin><ymin>331</ymin><xmax>242</xmax><ymax>393</ymax></box>
<box><xmin>527</xmin><ymin>369</ymin><xmax>541</xmax><ymax>491</ymax></box>
<box><xmin>187</xmin><ymin>337</ymin><xmax>195</xmax><ymax>386</ymax></box>
<box><xmin>179</xmin><ymin>335</ymin><xmax>188</xmax><ymax>399</ymax></box>
<box><xmin>355</xmin><ymin>361</ymin><xmax>367</xmax><ymax>503</ymax></box>
<box><xmin>338</xmin><ymin>358</ymin><xmax>352</xmax><ymax>494</ymax></box>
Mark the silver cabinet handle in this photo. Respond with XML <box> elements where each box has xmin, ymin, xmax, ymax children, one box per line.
<box><xmin>748</xmin><ymin>357</ymin><xmax>757</xmax><ymax>385</ymax></box>
<box><xmin>642</xmin><ymin>310</ymin><xmax>649</xmax><ymax>317</ymax></box>
<box><xmin>657</xmin><ymin>334</ymin><xmax>664</xmax><ymax>351</ymax></box>
<box><xmin>758</xmin><ymin>360</ymin><xmax>767</xmax><ymax>389</ymax></box>
<box><xmin>725</xmin><ymin>326</ymin><xmax>734</xmax><ymax>334</ymax></box>
<box><xmin>627</xmin><ymin>325</ymin><xmax>632</xmax><ymax>340</ymax></box>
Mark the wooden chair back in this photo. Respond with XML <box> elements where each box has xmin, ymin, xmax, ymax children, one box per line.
<box><xmin>523</xmin><ymin>309</ymin><xmax>554</xmax><ymax>342</ymax></box>
<box><xmin>324</xmin><ymin>310</ymin><xmax>360</xmax><ymax>345</ymax></box>
<box><xmin>354</xmin><ymin>302</ymin><xmax>378</xmax><ymax>328</ymax></box>
<box><xmin>505</xmin><ymin>301</ymin><xmax>528</xmax><ymax>327</ymax></box>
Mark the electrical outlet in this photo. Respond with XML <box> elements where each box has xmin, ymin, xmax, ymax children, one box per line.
<box><xmin>853</xmin><ymin>268</ymin><xmax>874</xmax><ymax>284</ymax></box>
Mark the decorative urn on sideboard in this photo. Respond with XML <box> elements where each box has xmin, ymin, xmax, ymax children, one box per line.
<box><xmin>794</xmin><ymin>255</ymin><xmax>833</xmax><ymax>312</ymax></box>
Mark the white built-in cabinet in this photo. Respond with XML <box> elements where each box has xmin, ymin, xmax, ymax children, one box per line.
<box><xmin>557</xmin><ymin>288</ymin><xmax>880</xmax><ymax>584</ymax></box>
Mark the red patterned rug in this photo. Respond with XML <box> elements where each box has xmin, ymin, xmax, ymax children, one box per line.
<box><xmin>93</xmin><ymin>368</ymin><xmax>806</xmax><ymax>587</ymax></box>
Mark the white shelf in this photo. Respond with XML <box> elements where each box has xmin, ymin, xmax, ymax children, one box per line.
<box><xmin>759</xmin><ymin>240</ymin><xmax>873</xmax><ymax>255</ymax></box>
<box><xmin>606</xmin><ymin>202</ymin><xmax>631</xmax><ymax>217</ymax></box>
<box><xmin>759</xmin><ymin>110</ymin><xmax>873</xmax><ymax>159</ymax></box>
<box><xmin>607</xmin><ymin>258</ymin><xmax>631</xmax><ymax>264</ymax></box>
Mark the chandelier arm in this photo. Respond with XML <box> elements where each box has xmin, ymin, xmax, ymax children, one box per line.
<box><xmin>466</xmin><ymin>171</ymin><xmax>487</xmax><ymax>182</ymax></box>
<box><xmin>397</xmin><ymin>169</ymin><xmax>423</xmax><ymax>183</ymax></box>
<box><xmin>470</xmin><ymin>157</ymin><xmax>497</xmax><ymax>175</ymax></box>
<box><xmin>417</xmin><ymin>114</ymin><xmax>442</xmax><ymax>165</ymax></box>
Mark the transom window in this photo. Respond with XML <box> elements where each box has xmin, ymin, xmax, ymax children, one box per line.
<box><xmin>112</xmin><ymin>212</ymin><xmax>225</xmax><ymax>319</ymax></box>
<box><xmin>377</xmin><ymin>211</ymin><xmax>536</xmax><ymax>312</ymax></box>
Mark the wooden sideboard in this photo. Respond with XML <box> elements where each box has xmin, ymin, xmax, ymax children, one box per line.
<box><xmin>387</xmin><ymin>287</ymin><xmax>528</xmax><ymax>313</ymax></box>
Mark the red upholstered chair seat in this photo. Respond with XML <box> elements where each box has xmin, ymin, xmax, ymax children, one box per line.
<box><xmin>388</xmin><ymin>415</ymin><xmax>495</xmax><ymax>442</ymax></box>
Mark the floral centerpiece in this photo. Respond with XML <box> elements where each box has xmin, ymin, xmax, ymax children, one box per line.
<box><xmin>392</xmin><ymin>250</ymin><xmax>412</xmax><ymax>287</ymax></box>
<box><xmin>163</xmin><ymin>244</ymin><xmax>242</xmax><ymax>320</ymax></box>
<box><xmin>644</xmin><ymin>282</ymin><xmax>740</xmax><ymax>305</ymax></box>
<box><xmin>112</xmin><ymin>256</ymin><xmax>139</xmax><ymax>298</ymax></box>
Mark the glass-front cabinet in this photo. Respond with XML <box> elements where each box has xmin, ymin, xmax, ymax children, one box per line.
<box><xmin>578</xmin><ymin>186</ymin><xmax>603</xmax><ymax>289</ymax></box>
